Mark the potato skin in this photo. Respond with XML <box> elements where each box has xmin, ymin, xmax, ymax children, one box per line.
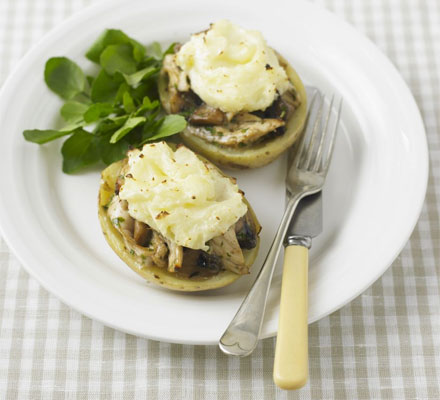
<box><xmin>158</xmin><ymin>52</ymin><xmax>307</xmax><ymax>169</ymax></box>
<box><xmin>98</xmin><ymin>158</ymin><xmax>260</xmax><ymax>292</ymax></box>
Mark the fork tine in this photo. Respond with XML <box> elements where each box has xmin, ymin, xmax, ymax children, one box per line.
<box><xmin>312</xmin><ymin>94</ymin><xmax>334</xmax><ymax>172</ymax></box>
<box><xmin>321</xmin><ymin>98</ymin><xmax>343</xmax><ymax>174</ymax></box>
<box><xmin>302</xmin><ymin>94</ymin><xmax>324</xmax><ymax>169</ymax></box>
<box><xmin>294</xmin><ymin>90</ymin><xmax>320</xmax><ymax>168</ymax></box>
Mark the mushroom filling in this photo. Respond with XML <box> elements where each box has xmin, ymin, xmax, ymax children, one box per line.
<box><xmin>161</xmin><ymin>51</ymin><xmax>301</xmax><ymax>148</ymax></box>
<box><xmin>106</xmin><ymin>188</ymin><xmax>258</xmax><ymax>279</ymax></box>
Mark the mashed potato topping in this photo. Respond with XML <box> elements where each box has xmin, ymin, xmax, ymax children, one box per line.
<box><xmin>176</xmin><ymin>19</ymin><xmax>290</xmax><ymax>113</ymax></box>
<box><xmin>118</xmin><ymin>142</ymin><xmax>247</xmax><ymax>251</ymax></box>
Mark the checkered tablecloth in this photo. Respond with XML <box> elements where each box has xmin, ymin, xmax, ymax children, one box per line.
<box><xmin>1</xmin><ymin>0</ymin><xmax>439</xmax><ymax>398</ymax></box>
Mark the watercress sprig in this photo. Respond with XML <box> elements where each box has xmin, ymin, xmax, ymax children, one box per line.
<box><xmin>23</xmin><ymin>29</ymin><xmax>186</xmax><ymax>174</ymax></box>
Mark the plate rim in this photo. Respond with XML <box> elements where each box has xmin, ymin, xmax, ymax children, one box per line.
<box><xmin>0</xmin><ymin>0</ymin><xmax>429</xmax><ymax>344</ymax></box>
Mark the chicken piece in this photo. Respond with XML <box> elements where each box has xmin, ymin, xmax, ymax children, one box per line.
<box><xmin>163</xmin><ymin>54</ymin><xmax>190</xmax><ymax>92</ymax></box>
<box><xmin>186</xmin><ymin>116</ymin><xmax>284</xmax><ymax>147</ymax></box>
<box><xmin>162</xmin><ymin>54</ymin><xmax>190</xmax><ymax>113</ymax></box>
<box><xmin>107</xmin><ymin>194</ymin><xmax>186</xmax><ymax>271</ymax></box>
<box><xmin>107</xmin><ymin>197</ymin><xmax>134</xmax><ymax>238</ymax></box>
<box><xmin>208</xmin><ymin>227</ymin><xmax>247</xmax><ymax>274</ymax></box>
<box><xmin>114</xmin><ymin>174</ymin><xmax>125</xmax><ymax>195</ymax></box>
<box><xmin>164</xmin><ymin>238</ymin><xmax>183</xmax><ymax>273</ymax></box>
<box><xmin>150</xmin><ymin>231</ymin><xmax>168</xmax><ymax>269</ymax></box>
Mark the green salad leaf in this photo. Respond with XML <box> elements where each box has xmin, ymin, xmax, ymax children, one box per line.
<box><xmin>110</xmin><ymin>116</ymin><xmax>146</xmax><ymax>143</ymax></box>
<box><xmin>144</xmin><ymin>115</ymin><xmax>187</xmax><ymax>143</ymax></box>
<box><xmin>99</xmin><ymin>138</ymin><xmax>130</xmax><ymax>165</ymax></box>
<box><xmin>86</xmin><ymin>29</ymin><xmax>145</xmax><ymax>64</ymax></box>
<box><xmin>23</xmin><ymin>129</ymin><xmax>72</xmax><ymax>144</ymax></box>
<box><xmin>123</xmin><ymin>66</ymin><xmax>159</xmax><ymax>86</ymax></box>
<box><xmin>24</xmin><ymin>29</ymin><xmax>185</xmax><ymax>173</ymax></box>
<box><xmin>146</xmin><ymin>42</ymin><xmax>163</xmax><ymax>61</ymax></box>
<box><xmin>83</xmin><ymin>103</ymin><xmax>114</xmax><ymax>123</ymax></box>
<box><xmin>61</xmin><ymin>129</ymin><xmax>100</xmax><ymax>173</ymax></box>
<box><xmin>100</xmin><ymin>44</ymin><xmax>137</xmax><ymax>75</ymax></box>
<box><xmin>60</xmin><ymin>101</ymin><xmax>89</xmax><ymax>123</ymax></box>
<box><xmin>91</xmin><ymin>69</ymin><xmax>123</xmax><ymax>103</ymax></box>
<box><xmin>44</xmin><ymin>57</ymin><xmax>86</xmax><ymax>99</ymax></box>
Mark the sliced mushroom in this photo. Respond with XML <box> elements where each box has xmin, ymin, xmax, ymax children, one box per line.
<box><xmin>189</xmin><ymin>104</ymin><xmax>226</xmax><ymax>126</ymax></box>
<box><xmin>263</xmin><ymin>88</ymin><xmax>300</xmax><ymax>121</ymax></box>
<box><xmin>234</xmin><ymin>211</ymin><xmax>258</xmax><ymax>250</ymax></box>
<box><xmin>133</xmin><ymin>220</ymin><xmax>152</xmax><ymax>247</ymax></box>
<box><xmin>107</xmin><ymin>196</ymin><xmax>155</xmax><ymax>260</ymax></box>
<box><xmin>197</xmin><ymin>252</ymin><xmax>222</xmax><ymax>273</ymax></box>
<box><xmin>179</xmin><ymin>249</ymin><xmax>223</xmax><ymax>278</ymax></box>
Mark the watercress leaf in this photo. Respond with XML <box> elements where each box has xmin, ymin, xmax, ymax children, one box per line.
<box><xmin>93</xmin><ymin>115</ymin><xmax>128</xmax><ymax>136</ymax></box>
<box><xmin>122</xmin><ymin>92</ymin><xmax>136</xmax><ymax>114</ymax></box>
<box><xmin>110</xmin><ymin>116</ymin><xmax>146</xmax><ymax>143</ymax></box>
<box><xmin>131</xmin><ymin>80</ymin><xmax>157</xmax><ymax>103</ymax></box>
<box><xmin>110</xmin><ymin>115</ymin><xmax>130</xmax><ymax>124</ymax></box>
<box><xmin>139</xmin><ymin>116</ymin><xmax>163</xmax><ymax>142</ymax></box>
<box><xmin>143</xmin><ymin>96</ymin><xmax>160</xmax><ymax>109</ymax></box>
<box><xmin>23</xmin><ymin>129</ymin><xmax>72</xmax><ymax>144</ymax></box>
<box><xmin>60</xmin><ymin>101</ymin><xmax>89</xmax><ymax>123</ymax></box>
<box><xmin>61</xmin><ymin>129</ymin><xmax>101</xmax><ymax>173</ymax></box>
<box><xmin>139</xmin><ymin>56</ymin><xmax>158</xmax><ymax>68</ymax></box>
<box><xmin>132</xmin><ymin>46</ymin><xmax>145</xmax><ymax>63</ymax></box>
<box><xmin>100</xmin><ymin>43</ymin><xmax>137</xmax><ymax>75</ymax></box>
<box><xmin>123</xmin><ymin>66</ymin><xmax>159</xmax><ymax>87</ymax></box>
<box><xmin>44</xmin><ymin>57</ymin><xmax>86</xmax><ymax>99</ymax></box>
<box><xmin>134</xmin><ymin>96</ymin><xmax>160</xmax><ymax>116</ymax></box>
<box><xmin>91</xmin><ymin>69</ymin><xmax>123</xmax><ymax>103</ymax></box>
<box><xmin>86</xmin><ymin>29</ymin><xmax>145</xmax><ymax>64</ymax></box>
<box><xmin>99</xmin><ymin>137</ymin><xmax>130</xmax><ymax>165</ymax></box>
<box><xmin>163</xmin><ymin>42</ymin><xmax>176</xmax><ymax>57</ymax></box>
<box><xmin>60</xmin><ymin>121</ymin><xmax>86</xmax><ymax>132</ymax></box>
<box><xmin>143</xmin><ymin>114</ymin><xmax>186</xmax><ymax>142</ymax></box>
<box><xmin>146</xmin><ymin>42</ymin><xmax>163</xmax><ymax>60</ymax></box>
<box><xmin>114</xmin><ymin>81</ymin><xmax>130</xmax><ymax>104</ymax></box>
<box><xmin>83</xmin><ymin>102</ymin><xmax>114</xmax><ymax>123</ymax></box>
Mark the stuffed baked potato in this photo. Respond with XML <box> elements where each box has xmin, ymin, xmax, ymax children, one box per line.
<box><xmin>159</xmin><ymin>20</ymin><xmax>307</xmax><ymax>169</ymax></box>
<box><xmin>98</xmin><ymin>143</ymin><xmax>261</xmax><ymax>291</ymax></box>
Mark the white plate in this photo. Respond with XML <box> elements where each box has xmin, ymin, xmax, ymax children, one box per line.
<box><xmin>0</xmin><ymin>0</ymin><xmax>428</xmax><ymax>344</ymax></box>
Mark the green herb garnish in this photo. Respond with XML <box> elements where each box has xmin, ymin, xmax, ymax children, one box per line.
<box><xmin>23</xmin><ymin>29</ymin><xmax>186</xmax><ymax>174</ymax></box>
<box><xmin>111</xmin><ymin>216</ymin><xmax>125</xmax><ymax>227</ymax></box>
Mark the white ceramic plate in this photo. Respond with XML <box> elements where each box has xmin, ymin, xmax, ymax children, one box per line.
<box><xmin>0</xmin><ymin>0</ymin><xmax>428</xmax><ymax>344</ymax></box>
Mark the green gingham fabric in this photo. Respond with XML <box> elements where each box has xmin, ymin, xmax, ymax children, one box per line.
<box><xmin>0</xmin><ymin>0</ymin><xmax>439</xmax><ymax>398</ymax></box>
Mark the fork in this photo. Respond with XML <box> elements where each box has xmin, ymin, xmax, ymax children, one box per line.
<box><xmin>219</xmin><ymin>89</ymin><xmax>342</xmax><ymax>358</ymax></box>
